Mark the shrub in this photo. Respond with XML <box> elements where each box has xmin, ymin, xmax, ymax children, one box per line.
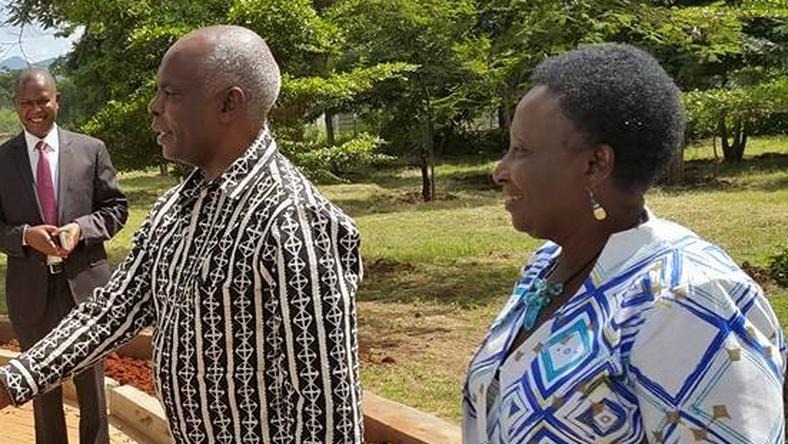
<box><xmin>767</xmin><ymin>247</ymin><xmax>788</xmax><ymax>287</ymax></box>
<box><xmin>278</xmin><ymin>132</ymin><xmax>394</xmax><ymax>183</ymax></box>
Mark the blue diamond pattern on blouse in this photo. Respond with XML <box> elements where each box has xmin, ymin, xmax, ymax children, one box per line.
<box><xmin>463</xmin><ymin>215</ymin><xmax>785</xmax><ymax>444</ymax></box>
<box><xmin>575</xmin><ymin>398</ymin><xmax>627</xmax><ymax>436</ymax></box>
<box><xmin>539</xmin><ymin>318</ymin><xmax>593</xmax><ymax>384</ymax></box>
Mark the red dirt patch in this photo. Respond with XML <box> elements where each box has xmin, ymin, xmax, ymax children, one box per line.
<box><xmin>105</xmin><ymin>353</ymin><xmax>155</xmax><ymax>396</ymax></box>
<box><xmin>0</xmin><ymin>340</ymin><xmax>155</xmax><ymax>396</ymax></box>
<box><xmin>0</xmin><ymin>339</ymin><xmax>20</xmax><ymax>352</ymax></box>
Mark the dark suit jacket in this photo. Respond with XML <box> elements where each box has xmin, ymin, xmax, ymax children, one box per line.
<box><xmin>0</xmin><ymin>129</ymin><xmax>128</xmax><ymax>326</ymax></box>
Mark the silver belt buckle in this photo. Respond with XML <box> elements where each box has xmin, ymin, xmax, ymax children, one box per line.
<box><xmin>47</xmin><ymin>263</ymin><xmax>63</xmax><ymax>274</ymax></box>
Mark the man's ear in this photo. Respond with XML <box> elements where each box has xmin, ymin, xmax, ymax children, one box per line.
<box><xmin>219</xmin><ymin>86</ymin><xmax>246</xmax><ymax>123</ymax></box>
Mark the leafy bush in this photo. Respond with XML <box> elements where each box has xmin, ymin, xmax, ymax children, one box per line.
<box><xmin>80</xmin><ymin>81</ymin><xmax>162</xmax><ymax>172</ymax></box>
<box><xmin>767</xmin><ymin>247</ymin><xmax>788</xmax><ymax>287</ymax></box>
<box><xmin>279</xmin><ymin>132</ymin><xmax>393</xmax><ymax>183</ymax></box>
<box><xmin>0</xmin><ymin>109</ymin><xmax>20</xmax><ymax>136</ymax></box>
<box><xmin>683</xmin><ymin>77</ymin><xmax>788</xmax><ymax>142</ymax></box>
<box><xmin>437</xmin><ymin>128</ymin><xmax>506</xmax><ymax>157</ymax></box>
<box><xmin>748</xmin><ymin>112</ymin><xmax>788</xmax><ymax>136</ymax></box>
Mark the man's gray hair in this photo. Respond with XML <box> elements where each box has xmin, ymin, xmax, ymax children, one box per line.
<box><xmin>201</xmin><ymin>26</ymin><xmax>281</xmax><ymax>128</ymax></box>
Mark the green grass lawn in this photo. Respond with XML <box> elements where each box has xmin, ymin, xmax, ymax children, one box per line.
<box><xmin>1</xmin><ymin>135</ymin><xmax>786</xmax><ymax>422</ymax></box>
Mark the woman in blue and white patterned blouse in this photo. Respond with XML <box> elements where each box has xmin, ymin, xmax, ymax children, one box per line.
<box><xmin>463</xmin><ymin>44</ymin><xmax>785</xmax><ymax>444</ymax></box>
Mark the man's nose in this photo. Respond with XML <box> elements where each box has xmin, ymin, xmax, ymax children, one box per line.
<box><xmin>148</xmin><ymin>94</ymin><xmax>160</xmax><ymax>116</ymax></box>
<box><xmin>492</xmin><ymin>161</ymin><xmax>508</xmax><ymax>186</ymax></box>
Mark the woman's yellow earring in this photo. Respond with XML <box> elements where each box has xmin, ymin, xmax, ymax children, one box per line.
<box><xmin>589</xmin><ymin>190</ymin><xmax>607</xmax><ymax>221</ymax></box>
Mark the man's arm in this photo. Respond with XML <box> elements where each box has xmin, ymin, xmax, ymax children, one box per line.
<box><xmin>0</xmin><ymin>164</ymin><xmax>66</xmax><ymax>258</ymax></box>
<box><xmin>71</xmin><ymin>141</ymin><xmax>128</xmax><ymax>245</ymax></box>
<box><xmin>0</xmin><ymin>211</ymin><xmax>156</xmax><ymax>407</ymax></box>
<box><xmin>262</xmin><ymin>204</ymin><xmax>364</xmax><ymax>443</ymax></box>
<box><xmin>0</xmin><ymin>191</ymin><xmax>26</xmax><ymax>258</ymax></box>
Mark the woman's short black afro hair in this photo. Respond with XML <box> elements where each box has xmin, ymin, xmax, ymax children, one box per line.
<box><xmin>531</xmin><ymin>43</ymin><xmax>685</xmax><ymax>191</ymax></box>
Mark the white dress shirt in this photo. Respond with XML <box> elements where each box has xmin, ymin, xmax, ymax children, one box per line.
<box><xmin>24</xmin><ymin>124</ymin><xmax>60</xmax><ymax>203</ymax></box>
<box><xmin>21</xmin><ymin>124</ymin><xmax>62</xmax><ymax>259</ymax></box>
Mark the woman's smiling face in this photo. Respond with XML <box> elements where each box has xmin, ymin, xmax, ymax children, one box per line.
<box><xmin>493</xmin><ymin>85</ymin><xmax>592</xmax><ymax>240</ymax></box>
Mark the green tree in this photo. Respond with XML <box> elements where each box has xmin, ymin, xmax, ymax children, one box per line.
<box><xmin>0</xmin><ymin>71</ymin><xmax>18</xmax><ymax>110</ymax></box>
<box><xmin>6</xmin><ymin>0</ymin><xmax>785</xmax><ymax>181</ymax></box>
<box><xmin>4</xmin><ymin>0</ymin><xmax>408</xmax><ymax>178</ymax></box>
<box><xmin>476</xmin><ymin>0</ymin><xmax>786</xmax><ymax>178</ymax></box>
<box><xmin>330</xmin><ymin>0</ymin><xmax>495</xmax><ymax>201</ymax></box>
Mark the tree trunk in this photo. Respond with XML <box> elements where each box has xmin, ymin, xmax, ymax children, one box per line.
<box><xmin>498</xmin><ymin>105</ymin><xmax>506</xmax><ymax>130</ymax></box>
<box><xmin>429</xmin><ymin>148</ymin><xmax>436</xmax><ymax>202</ymax></box>
<box><xmin>158</xmin><ymin>162</ymin><xmax>168</xmax><ymax>176</ymax></box>
<box><xmin>720</xmin><ymin>116</ymin><xmax>747</xmax><ymax>162</ymax></box>
<box><xmin>500</xmin><ymin>85</ymin><xmax>515</xmax><ymax>132</ymax></box>
<box><xmin>416</xmin><ymin>73</ymin><xmax>436</xmax><ymax>202</ymax></box>
<box><xmin>421</xmin><ymin>117</ymin><xmax>435</xmax><ymax>202</ymax></box>
<box><xmin>734</xmin><ymin>121</ymin><xmax>747</xmax><ymax>161</ymax></box>
<box><xmin>420</xmin><ymin>151</ymin><xmax>432</xmax><ymax>202</ymax></box>
<box><xmin>325</xmin><ymin>112</ymin><xmax>336</xmax><ymax>146</ymax></box>
<box><xmin>664</xmin><ymin>146</ymin><xmax>685</xmax><ymax>185</ymax></box>
<box><xmin>720</xmin><ymin>116</ymin><xmax>734</xmax><ymax>162</ymax></box>
<box><xmin>498</xmin><ymin>84</ymin><xmax>519</xmax><ymax>147</ymax></box>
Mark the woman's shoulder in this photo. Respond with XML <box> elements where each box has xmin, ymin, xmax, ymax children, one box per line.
<box><xmin>598</xmin><ymin>215</ymin><xmax>764</xmax><ymax>319</ymax></box>
<box><xmin>650</xmin><ymin>216</ymin><xmax>752</xmax><ymax>285</ymax></box>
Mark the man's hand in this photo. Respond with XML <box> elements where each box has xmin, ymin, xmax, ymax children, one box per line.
<box><xmin>24</xmin><ymin>225</ymin><xmax>67</xmax><ymax>257</ymax></box>
<box><xmin>55</xmin><ymin>223</ymin><xmax>81</xmax><ymax>255</ymax></box>
<box><xmin>0</xmin><ymin>382</ymin><xmax>12</xmax><ymax>410</ymax></box>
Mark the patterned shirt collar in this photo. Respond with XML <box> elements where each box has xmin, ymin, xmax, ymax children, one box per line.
<box><xmin>177</xmin><ymin>127</ymin><xmax>277</xmax><ymax>205</ymax></box>
<box><xmin>591</xmin><ymin>207</ymin><xmax>660</xmax><ymax>285</ymax></box>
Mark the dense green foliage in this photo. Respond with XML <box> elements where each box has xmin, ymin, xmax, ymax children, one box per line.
<box><xmin>2</xmin><ymin>0</ymin><xmax>786</xmax><ymax>189</ymax></box>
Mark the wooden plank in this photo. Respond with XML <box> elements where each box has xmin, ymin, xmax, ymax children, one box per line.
<box><xmin>0</xmin><ymin>402</ymin><xmax>141</xmax><ymax>443</ymax></box>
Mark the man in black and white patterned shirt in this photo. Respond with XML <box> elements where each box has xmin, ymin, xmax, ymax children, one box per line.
<box><xmin>0</xmin><ymin>25</ymin><xmax>364</xmax><ymax>443</ymax></box>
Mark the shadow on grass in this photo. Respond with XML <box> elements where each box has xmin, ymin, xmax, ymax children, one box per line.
<box><xmin>445</xmin><ymin>171</ymin><xmax>498</xmax><ymax>191</ymax></box>
<box><xmin>655</xmin><ymin>176</ymin><xmax>745</xmax><ymax>195</ymax></box>
<box><xmin>756</xmin><ymin>176</ymin><xmax>788</xmax><ymax>193</ymax></box>
<box><xmin>125</xmin><ymin>190</ymin><xmax>166</xmax><ymax>210</ymax></box>
<box><xmin>118</xmin><ymin>173</ymin><xmax>179</xmax><ymax>191</ymax></box>
<box><xmin>332</xmin><ymin>168</ymin><xmax>500</xmax><ymax>218</ymax></box>
<box><xmin>359</xmin><ymin>322</ymin><xmax>456</xmax><ymax>352</ymax></box>
<box><xmin>682</xmin><ymin>152</ymin><xmax>788</xmax><ymax>175</ymax></box>
<box><xmin>346</xmin><ymin>167</ymin><xmax>421</xmax><ymax>191</ymax></box>
<box><xmin>689</xmin><ymin>153</ymin><xmax>788</xmax><ymax>177</ymax></box>
<box><xmin>333</xmin><ymin>192</ymin><xmax>499</xmax><ymax>218</ymax></box>
<box><xmin>718</xmin><ymin>153</ymin><xmax>788</xmax><ymax>175</ymax></box>
<box><xmin>350</xmin><ymin>155</ymin><xmax>498</xmax><ymax>189</ymax></box>
<box><xmin>657</xmin><ymin>153</ymin><xmax>788</xmax><ymax>195</ymax></box>
<box><xmin>358</xmin><ymin>257</ymin><xmax>519</xmax><ymax>308</ymax></box>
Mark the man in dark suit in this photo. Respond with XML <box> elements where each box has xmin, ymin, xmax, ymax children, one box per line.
<box><xmin>0</xmin><ymin>69</ymin><xmax>127</xmax><ymax>443</ymax></box>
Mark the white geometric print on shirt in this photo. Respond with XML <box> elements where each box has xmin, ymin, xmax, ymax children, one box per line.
<box><xmin>464</xmin><ymin>215</ymin><xmax>785</xmax><ymax>444</ymax></box>
<box><xmin>0</xmin><ymin>128</ymin><xmax>364</xmax><ymax>443</ymax></box>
